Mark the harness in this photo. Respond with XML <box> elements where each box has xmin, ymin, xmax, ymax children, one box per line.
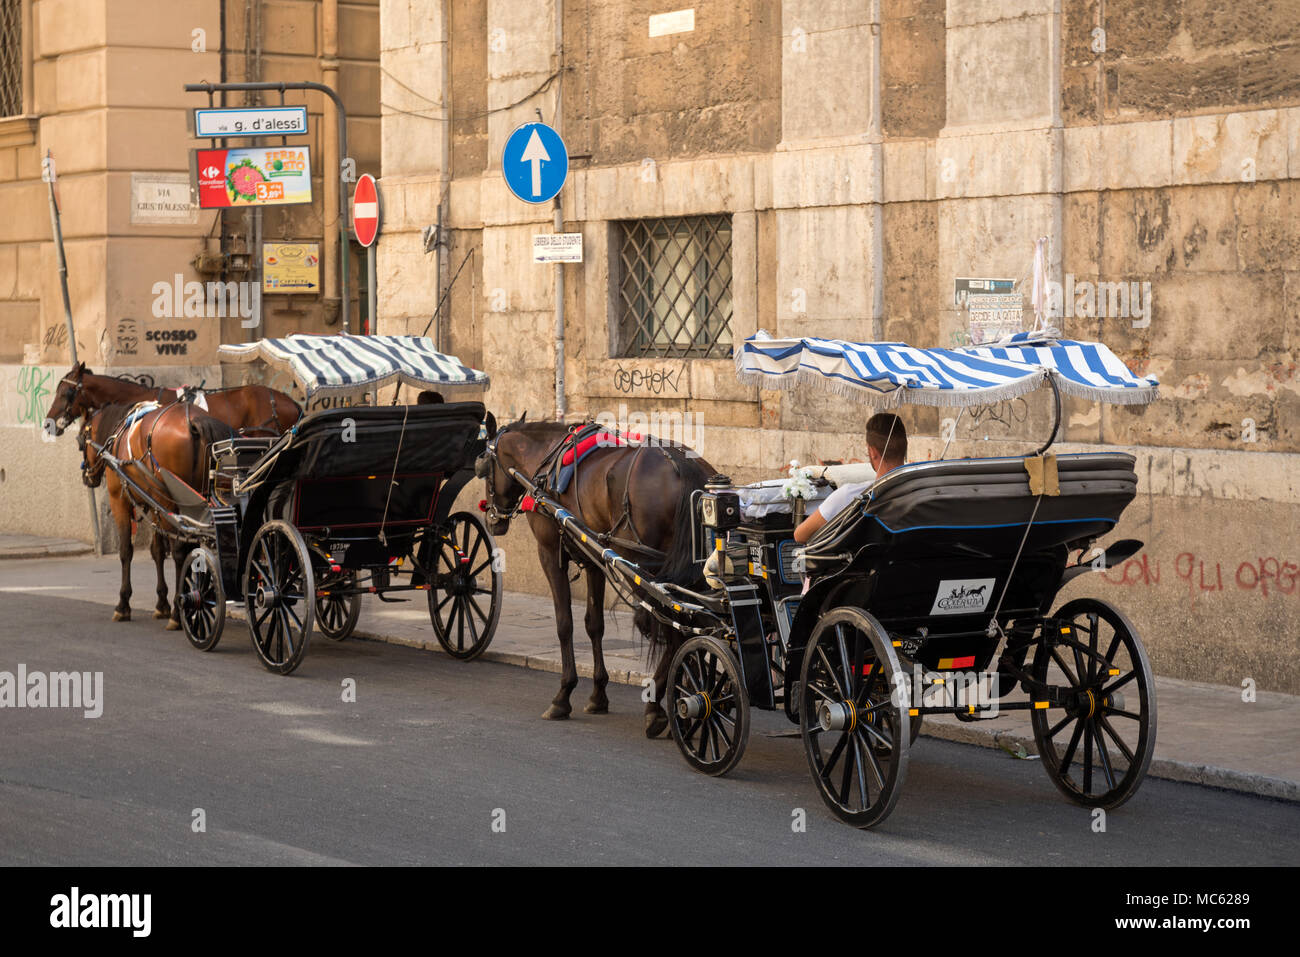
<box><xmin>485</xmin><ymin>421</ymin><xmax>683</xmax><ymax>566</ymax></box>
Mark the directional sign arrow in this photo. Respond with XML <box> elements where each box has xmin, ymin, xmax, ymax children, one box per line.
<box><xmin>520</xmin><ymin>129</ymin><xmax>550</xmax><ymax>198</ymax></box>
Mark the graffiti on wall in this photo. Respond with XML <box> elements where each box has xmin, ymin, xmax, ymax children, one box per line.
<box><xmin>1101</xmin><ymin>551</ymin><xmax>1299</xmax><ymax>600</ymax></box>
<box><xmin>15</xmin><ymin>367</ymin><xmax>53</xmax><ymax>425</ymax></box>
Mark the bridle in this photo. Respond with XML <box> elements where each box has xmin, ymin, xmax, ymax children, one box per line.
<box><xmin>53</xmin><ymin>374</ymin><xmax>88</xmax><ymax>430</ymax></box>
<box><xmin>477</xmin><ymin>423</ymin><xmax>526</xmax><ymax>529</ymax></box>
<box><xmin>77</xmin><ymin>414</ymin><xmax>111</xmax><ymax>488</ymax></box>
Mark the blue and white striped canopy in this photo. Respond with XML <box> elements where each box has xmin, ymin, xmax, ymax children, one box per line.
<box><xmin>735</xmin><ymin>332</ymin><xmax>1157</xmax><ymax>407</ymax></box>
<box><xmin>219</xmin><ymin>335</ymin><xmax>489</xmax><ymax>399</ymax></box>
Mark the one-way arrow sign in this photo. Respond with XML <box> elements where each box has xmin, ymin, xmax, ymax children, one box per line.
<box><xmin>502</xmin><ymin>122</ymin><xmax>568</xmax><ymax>205</ymax></box>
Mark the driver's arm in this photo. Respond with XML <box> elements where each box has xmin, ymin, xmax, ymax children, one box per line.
<box><xmin>794</xmin><ymin>510</ymin><xmax>826</xmax><ymax>543</ymax></box>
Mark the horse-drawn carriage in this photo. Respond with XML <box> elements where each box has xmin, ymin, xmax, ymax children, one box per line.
<box><xmin>484</xmin><ymin>331</ymin><xmax>1160</xmax><ymax>827</ymax></box>
<box><xmin>78</xmin><ymin>335</ymin><xmax>501</xmax><ymax>675</ymax></box>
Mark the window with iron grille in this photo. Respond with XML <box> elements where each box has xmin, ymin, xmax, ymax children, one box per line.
<box><xmin>616</xmin><ymin>215</ymin><xmax>733</xmax><ymax>359</ymax></box>
<box><xmin>0</xmin><ymin>0</ymin><xmax>20</xmax><ymax>117</ymax></box>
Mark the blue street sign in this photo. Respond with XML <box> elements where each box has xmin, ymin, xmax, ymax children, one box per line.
<box><xmin>502</xmin><ymin>122</ymin><xmax>568</xmax><ymax>205</ymax></box>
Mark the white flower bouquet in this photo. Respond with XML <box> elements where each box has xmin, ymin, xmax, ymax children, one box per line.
<box><xmin>782</xmin><ymin>460</ymin><xmax>815</xmax><ymax>523</ymax></box>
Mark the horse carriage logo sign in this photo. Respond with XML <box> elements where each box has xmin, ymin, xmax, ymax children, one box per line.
<box><xmin>931</xmin><ymin>578</ymin><xmax>996</xmax><ymax>615</ymax></box>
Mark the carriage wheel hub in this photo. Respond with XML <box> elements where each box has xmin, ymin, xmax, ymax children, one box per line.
<box><xmin>255</xmin><ymin>585</ymin><xmax>279</xmax><ymax>609</ymax></box>
<box><xmin>677</xmin><ymin>692</ymin><xmax>711</xmax><ymax>720</ymax></box>
<box><xmin>819</xmin><ymin>700</ymin><xmax>858</xmax><ymax>733</ymax></box>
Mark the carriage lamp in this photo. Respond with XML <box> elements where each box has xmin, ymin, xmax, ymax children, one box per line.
<box><xmin>700</xmin><ymin>490</ymin><xmax>741</xmax><ymax>530</ymax></box>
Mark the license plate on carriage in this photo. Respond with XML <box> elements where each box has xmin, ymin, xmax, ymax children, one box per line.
<box><xmin>930</xmin><ymin>578</ymin><xmax>996</xmax><ymax>615</ymax></box>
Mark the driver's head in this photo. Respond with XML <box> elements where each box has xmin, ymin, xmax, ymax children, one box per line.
<box><xmin>866</xmin><ymin>413</ymin><xmax>906</xmax><ymax>475</ymax></box>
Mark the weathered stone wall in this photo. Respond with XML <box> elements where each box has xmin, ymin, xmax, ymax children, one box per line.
<box><xmin>374</xmin><ymin>1</ymin><xmax>1300</xmax><ymax>691</ymax></box>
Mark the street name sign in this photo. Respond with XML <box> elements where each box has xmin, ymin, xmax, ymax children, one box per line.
<box><xmin>194</xmin><ymin>106</ymin><xmax>309</xmax><ymax>138</ymax></box>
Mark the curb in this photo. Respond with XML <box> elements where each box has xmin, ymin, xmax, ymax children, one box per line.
<box><xmin>0</xmin><ymin>544</ymin><xmax>94</xmax><ymax>560</ymax></box>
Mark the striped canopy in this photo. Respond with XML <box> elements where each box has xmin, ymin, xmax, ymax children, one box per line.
<box><xmin>735</xmin><ymin>331</ymin><xmax>1158</xmax><ymax>407</ymax></box>
<box><xmin>219</xmin><ymin>335</ymin><xmax>488</xmax><ymax>400</ymax></box>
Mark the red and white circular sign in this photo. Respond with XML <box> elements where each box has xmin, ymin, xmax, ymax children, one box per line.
<box><xmin>352</xmin><ymin>174</ymin><xmax>381</xmax><ymax>248</ymax></box>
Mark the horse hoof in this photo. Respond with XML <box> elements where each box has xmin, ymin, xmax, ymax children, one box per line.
<box><xmin>165</xmin><ymin>619</ymin><xmax>181</xmax><ymax>632</ymax></box>
<box><xmin>541</xmin><ymin>704</ymin><xmax>571</xmax><ymax>720</ymax></box>
<box><xmin>153</xmin><ymin>608</ymin><xmax>169</xmax><ymax>620</ymax></box>
<box><xmin>112</xmin><ymin>610</ymin><xmax>130</xmax><ymax>622</ymax></box>
<box><xmin>584</xmin><ymin>701</ymin><xmax>609</xmax><ymax>715</ymax></box>
<box><xmin>644</xmin><ymin>712</ymin><xmax>669</xmax><ymax>739</ymax></box>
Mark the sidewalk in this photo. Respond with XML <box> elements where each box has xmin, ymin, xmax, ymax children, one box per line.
<box><xmin>1</xmin><ymin>541</ymin><xmax>1296</xmax><ymax>803</ymax></box>
<box><xmin>0</xmin><ymin>534</ymin><xmax>93</xmax><ymax>560</ymax></box>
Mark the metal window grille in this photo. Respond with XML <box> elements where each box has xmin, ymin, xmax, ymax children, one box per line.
<box><xmin>0</xmin><ymin>0</ymin><xmax>20</xmax><ymax>117</ymax></box>
<box><xmin>617</xmin><ymin>215</ymin><xmax>733</xmax><ymax>358</ymax></box>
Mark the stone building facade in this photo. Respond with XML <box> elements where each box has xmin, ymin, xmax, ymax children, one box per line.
<box><xmin>378</xmin><ymin>0</ymin><xmax>1300</xmax><ymax>692</ymax></box>
<box><xmin>0</xmin><ymin>0</ymin><xmax>379</xmax><ymax>540</ymax></box>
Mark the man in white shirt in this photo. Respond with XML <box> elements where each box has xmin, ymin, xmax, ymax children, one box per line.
<box><xmin>794</xmin><ymin>413</ymin><xmax>907</xmax><ymax>543</ymax></box>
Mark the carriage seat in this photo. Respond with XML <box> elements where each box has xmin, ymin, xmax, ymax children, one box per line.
<box><xmin>822</xmin><ymin>451</ymin><xmax>1140</xmax><ymax>559</ymax></box>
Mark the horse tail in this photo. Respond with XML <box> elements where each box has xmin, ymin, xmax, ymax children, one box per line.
<box><xmin>634</xmin><ymin>450</ymin><xmax>714</xmax><ymax>661</ymax></box>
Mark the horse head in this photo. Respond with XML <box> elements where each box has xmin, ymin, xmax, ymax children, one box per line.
<box><xmin>77</xmin><ymin>406</ymin><xmax>112</xmax><ymax>489</ymax></box>
<box><xmin>478</xmin><ymin>417</ymin><xmax>536</xmax><ymax>537</ymax></box>
<box><xmin>46</xmin><ymin>361</ymin><xmax>89</xmax><ymax>437</ymax></box>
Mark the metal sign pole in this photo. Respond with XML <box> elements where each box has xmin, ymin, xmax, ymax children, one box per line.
<box><xmin>367</xmin><ymin>244</ymin><xmax>377</xmax><ymax>335</ymax></box>
<box><xmin>44</xmin><ymin>150</ymin><xmax>103</xmax><ymax>556</ymax></box>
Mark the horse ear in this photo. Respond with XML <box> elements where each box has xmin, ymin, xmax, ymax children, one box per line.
<box><xmin>520</xmin><ymin>410</ymin><xmax>528</xmax><ymax>423</ymax></box>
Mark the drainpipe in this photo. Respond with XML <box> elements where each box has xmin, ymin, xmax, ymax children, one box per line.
<box><xmin>322</xmin><ymin>0</ymin><xmax>343</xmax><ymax>329</ymax></box>
<box><xmin>869</xmin><ymin>0</ymin><xmax>884</xmax><ymax>342</ymax></box>
<box><xmin>438</xmin><ymin>0</ymin><xmax>452</xmax><ymax>349</ymax></box>
<box><xmin>553</xmin><ymin>0</ymin><xmax>566</xmax><ymax>419</ymax></box>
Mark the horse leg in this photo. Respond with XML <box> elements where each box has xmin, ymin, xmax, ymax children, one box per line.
<box><xmin>583</xmin><ymin>568</ymin><xmax>609</xmax><ymax>714</ymax></box>
<box><xmin>644</xmin><ymin>631</ymin><xmax>679</xmax><ymax>739</ymax></box>
<box><xmin>166</xmin><ymin>538</ymin><xmax>187</xmax><ymax>631</ymax></box>
<box><xmin>539</xmin><ymin>543</ymin><xmax>578</xmax><ymax>721</ymax></box>
<box><xmin>110</xmin><ymin>493</ymin><xmax>134</xmax><ymax>622</ymax></box>
<box><xmin>151</xmin><ymin>530</ymin><xmax>171</xmax><ymax>619</ymax></box>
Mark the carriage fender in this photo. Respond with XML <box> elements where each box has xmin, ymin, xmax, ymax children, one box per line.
<box><xmin>785</xmin><ymin>576</ymin><xmax>874</xmax><ymax>669</ymax></box>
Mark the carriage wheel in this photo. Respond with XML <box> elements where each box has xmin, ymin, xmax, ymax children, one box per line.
<box><xmin>244</xmin><ymin>520</ymin><xmax>315</xmax><ymax>675</ymax></box>
<box><xmin>428</xmin><ymin>511</ymin><xmax>502</xmax><ymax>660</ymax></box>
<box><xmin>1030</xmin><ymin>598</ymin><xmax>1156</xmax><ymax>809</ymax></box>
<box><xmin>799</xmin><ymin>607</ymin><xmax>909</xmax><ymax>828</ymax></box>
<box><xmin>179</xmin><ymin>546</ymin><xmax>225</xmax><ymax>652</ymax></box>
<box><xmin>667</xmin><ymin>636</ymin><xmax>751</xmax><ymax>777</ymax></box>
<box><xmin>316</xmin><ymin>574</ymin><xmax>361</xmax><ymax>642</ymax></box>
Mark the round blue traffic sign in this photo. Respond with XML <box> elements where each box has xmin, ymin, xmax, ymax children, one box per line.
<box><xmin>502</xmin><ymin>122</ymin><xmax>568</xmax><ymax>205</ymax></box>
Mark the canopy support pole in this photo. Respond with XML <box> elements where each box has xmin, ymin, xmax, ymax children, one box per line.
<box><xmin>1035</xmin><ymin>375</ymin><xmax>1061</xmax><ymax>456</ymax></box>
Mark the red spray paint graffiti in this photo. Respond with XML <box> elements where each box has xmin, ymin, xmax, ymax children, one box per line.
<box><xmin>1100</xmin><ymin>551</ymin><xmax>1297</xmax><ymax>601</ymax></box>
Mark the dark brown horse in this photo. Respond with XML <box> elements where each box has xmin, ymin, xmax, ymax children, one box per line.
<box><xmin>481</xmin><ymin>419</ymin><xmax>715</xmax><ymax>737</ymax></box>
<box><xmin>79</xmin><ymin>402</ymin><xmax>249</xmax><ymax>627</ymax></box>
<box><xmin>45</xmin><ymin>361</ymin><xmax>300</xmax><ymax>438</ymax></box>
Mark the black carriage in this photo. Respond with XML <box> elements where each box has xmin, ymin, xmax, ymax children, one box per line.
<box><xmin>496</xmin><ymin>331</ymin><xmax>1161</xmax><ymax>827</ymax></box>
<box><xmin>160</xmin><ymin>335</ymin><xmax>503</xmax><ymax>674</ymax></box>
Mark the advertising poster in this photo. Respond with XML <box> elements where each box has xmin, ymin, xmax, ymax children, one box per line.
<box><xmin>194</xmin><ymin>146</ymin><xmax>313</xmax><ymax>208</ymax></box>
<box><xmin>263</xmin><ymin>243</ymin><xmax>321</xmax><ymax>294</ymax></box>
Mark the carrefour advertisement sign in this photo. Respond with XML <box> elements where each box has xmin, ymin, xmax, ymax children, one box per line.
<box><xmin>193</xmin><ymin>146</ymin><xmax>312</xmax><ymax>208</ymax></box>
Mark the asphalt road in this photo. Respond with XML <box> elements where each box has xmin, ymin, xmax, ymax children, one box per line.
<box><xmin>2</xmin><ymin>592</ymin><xmax>1296</xmax><ymax>866</ymax></box>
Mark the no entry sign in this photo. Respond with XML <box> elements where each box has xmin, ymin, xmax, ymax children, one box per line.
<box><xmin>352</xmin><ymin>174</ymin><xmax>381</xmax><ymax>248</ymax></box>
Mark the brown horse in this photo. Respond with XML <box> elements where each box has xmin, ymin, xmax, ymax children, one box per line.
<box><xmin>79</xmin><ymin>402</ymin><xmax>250</xmax><ymax>627</ymax></box>
<box><xmin>45</xmin><ymin>361</ymin><xmax>300</xmax><ymax>438</ymax></box>
<box><xmin>481</xmin><ymin>419</ymin><xmax>716</xmax><ymax>737</ymax></box>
